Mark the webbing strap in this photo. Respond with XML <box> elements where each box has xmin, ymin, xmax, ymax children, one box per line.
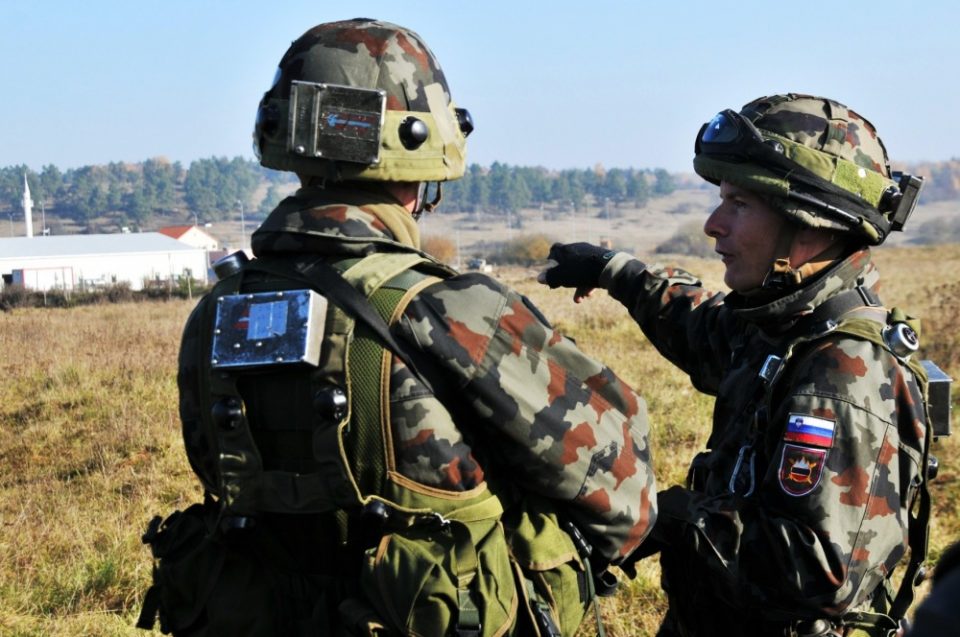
<box><xmin>889</xmin><ymin>418</ymin><xmax>932</xmax><ymax>620</ymax></box>
<box><xmin>584</xmin><ymin>557</ymin><xmax>607</xmax><ymax>637</ymax></box>
<box><xmin>243</xmin><ymin>255</ymin><xmax>436</xmax><ymax>390</ymax></box>
<box><xmin>450</xmin><ymin>521</ymin><xmax>482</xmax><ymax>636</ymax></box>
<box><xmin>341</xmin><ymin>268</ymin><xmax>411</xmax><ymax>498</ymax></box>
<box><xmin>341</xmin><ymin>252</ymin><xmax>430</xmax><ymax>296</ymax></box>
<box><xmin>807</xmin><ymin>284</ymin><xmax>880</xmax><ymax>325</ymax></box>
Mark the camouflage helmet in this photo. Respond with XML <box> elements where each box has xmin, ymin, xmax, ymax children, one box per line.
<box><xmin>694</xmin><ymin>93</ymin><xmax>922</xmax><ymax>245</ymax></box>
<box><xmin>253</xmin><ymin>19</ymin><xmax>472</xmax><ymax>183</ymax></box>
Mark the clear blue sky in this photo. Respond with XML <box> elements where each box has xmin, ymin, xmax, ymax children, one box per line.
<box><xmin>2</xmin><ymin>0</ymin><xmax>957</xmax><ymax>173</ymax></box>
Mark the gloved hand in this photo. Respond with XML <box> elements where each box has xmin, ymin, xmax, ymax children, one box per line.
<box><xmin>618</xmin><ymin>485</ymin><xmax>691</xmax><ymax>579</ymax></box>
<box><xmin>537</xmin><ymin>242</ymin><xmax>616</xmax><ymax>301</ymax></box>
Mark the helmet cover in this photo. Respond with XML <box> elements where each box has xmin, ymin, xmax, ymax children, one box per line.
<box><xmin>254</xmin><ymin>18</ymin><xmax>468</xmax><ymax>183</ymax></box>
<box><xmin>695</xmin><ymin>93</ymin><xmax>899</xmax><ymax>242</ymax></box>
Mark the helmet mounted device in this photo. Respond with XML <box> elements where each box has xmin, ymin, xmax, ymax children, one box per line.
<box><xmin>286</xmin><ymin>81</ymin><xmax>387</xmax><ymax>165</ymax></box>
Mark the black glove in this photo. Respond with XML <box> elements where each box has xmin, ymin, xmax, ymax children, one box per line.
<box><xmin>539</xmin><ymin>242</ymin><xmax>616</xmax><ymax>290</ymax></box>
<box><xmin>618</xmin><ymin>486</ymin><xmax>691</xmax><ymax>579</ymax></box>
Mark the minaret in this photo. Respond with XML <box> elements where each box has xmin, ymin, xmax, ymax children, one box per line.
<box><xmin>22</xmin><ymin>173</ymin><xmax>34</xmax><ymax>238</ymax></box>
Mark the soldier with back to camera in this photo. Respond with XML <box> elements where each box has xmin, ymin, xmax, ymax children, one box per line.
<box><xmin>541</xmin><ymin>94</ymin><xmax>936</xmax><ymax>637</ymax></box>
<box><xmin>137</xmin><ymin>18</ymin><xmax>656</xmax><ymax>637</ymax></box>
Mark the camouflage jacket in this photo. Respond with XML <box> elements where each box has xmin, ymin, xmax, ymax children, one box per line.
<box><xmin>180</xmin><ymin>185</ymin><xmax>656</xmax><ymax>564</ymax></box>
<box><xmin>599</xmin><ymin>249</ymin><xmax>926</xmax><ymax>629</ymax></box>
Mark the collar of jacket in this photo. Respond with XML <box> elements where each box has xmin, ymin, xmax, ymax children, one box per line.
<box><xmin>251</xmin><ymin>184</ymin><xmax>421</xmax><ymax>258</ymax></box>
<box><xmin>724</xmin><ymin>248</ymin><xmax>878</xmax><ymax>331</ymax></box>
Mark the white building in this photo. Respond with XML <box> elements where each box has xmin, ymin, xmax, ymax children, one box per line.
<box><xmin>0</xmin><ymin>233</ymin><xmax>208</xmax><ymax>291</ymax></box>
<box><xmin>158</xmin><ymin>225</ymin><xmax>220</xmax><ymax>251</ymax></box>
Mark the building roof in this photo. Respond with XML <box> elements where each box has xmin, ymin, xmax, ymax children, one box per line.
<box><xmin>158</xmin><ymin>225</ymin><xmax>194</xmax><ymax>240</ymax></box>
<box><xmin>0</xmin><ymin>233</ymin><xmax>202</xmax><ymax>259</ymax></box>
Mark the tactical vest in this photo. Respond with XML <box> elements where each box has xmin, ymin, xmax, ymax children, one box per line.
<box><xmin>737</xmin><ymin>288</ymin><xmax>933</xmax><ymax>637</ymax></box>
<box><xmin>140</xmin><ymin>251</ymin><xmax>598</xmax><ymax>637</ymax></box>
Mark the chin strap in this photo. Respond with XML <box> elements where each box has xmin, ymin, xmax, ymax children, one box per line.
<box><xmin>761</xmin><ymin>224</ymin><xmax>847</xmax><ymax>291</ymax></box>
<box><xmin>761</xmin><ymin>221</ymin><xmax>800</xmax><ymax>290</ymax></box>
<box><xmin>414</xmin><ymin>182</ymin><xmax>444</xmax><ymax>220</ymax></box>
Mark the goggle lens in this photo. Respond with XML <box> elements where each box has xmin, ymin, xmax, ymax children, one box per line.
<box><xmin>700</xmin><ymin>112</ymin><xmax>741</xmax><ymax>144</ymax></box>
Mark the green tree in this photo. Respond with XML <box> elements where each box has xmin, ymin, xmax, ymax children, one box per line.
<box><xmin>504</xmin><ymin>171</ymin><xmax>531</xmax><ymax>214</ymax></box>
<box><xmin>106</xmin><ymin>182</ymin><xmax>125</xmax><ymax>212</ymax></box>
<box><xmin>653</xmin><ymin>168</ymin><xmax>676</xmax><ymax>196</ymax></box>
<box><xmin>627</xmin><ymin>169</ymin><xmax>651</xmax><ymax>207</ymax></box>
<box><xmin>601</xmin><ymin>168</ymin><xmax>628</xmax><ymax>207</ymax></box>
<box><xmin>487</xmin><ymin>162</ymin><xmax>509</xmax><ymax>214</ymax></box>
<box><xmin>39</xmin><ymin>164</ymin><xmax>64</xmax><ymax>202</ymax></box>
<box><xmin>124</xmin><ymin>188</ymin><xmax>152</xmax><ymax>222</ymax></box>
<box><xmin>467</xmin><ymin>164</ymin><xmax>489</xmax><ymax>212</ymax></box>
<box><xmin>562</xmin><ymin>170</ymin><xmax>586</xmax><ymax>211</ymax></box>
<box><xmin>184</xmin><ymin>159</ymin><xmax>221</xmax><ymax>217</ymax></box>
<box><xmin>0</xmin><ymin>165</ymin><xmax>30</xmax><ymax>211</ymax></box>
<box><xmin>550</xmin><ymin>173</ymin><xmax>571</xmax><ymax>209</ymax></box>
<box><xmin>62</xmin><ymin>167</ymin><xmax>102</xmax><ymax>222</ymax></box>
<box><xmin>258</xmin><ymin>184</ymin><xmax>286</xmax><ymax>215</ymax></box>
<box><xmin>143</xmin><ymin>158</ymin><xmax>177</xmax><ymax>212</ymax></box>
<box><xmin>518</xmin><ymin>166</ymin><xmax>550</xmax><ymax>206</ymax></box>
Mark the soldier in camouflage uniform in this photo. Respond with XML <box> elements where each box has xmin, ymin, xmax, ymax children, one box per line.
<box><xmin>138</xmin><ymin>19</ymin><xmax>656</xmax><ymax>637</ymax></box>
<box><xmin>541</xmin><ymin>94</ymin><xmax>928</xmax><ymax>636</ymax></box>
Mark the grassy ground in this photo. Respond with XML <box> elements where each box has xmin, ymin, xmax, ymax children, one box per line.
<box><xmin>0</xmin><ymin>245</ymin><xmax>957</xmax><ymax>636</ymax></box>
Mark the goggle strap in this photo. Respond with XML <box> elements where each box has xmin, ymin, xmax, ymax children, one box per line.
<box><xmin>751</xmin><ymin>144</ymin><xmax>892</xmax><ymax>236</ymax></box>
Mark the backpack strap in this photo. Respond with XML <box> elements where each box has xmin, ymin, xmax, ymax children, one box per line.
<box><xmin>338</xmin><ymin>253</ymin><xmax>445</xmax><ymax>498</ymax></box>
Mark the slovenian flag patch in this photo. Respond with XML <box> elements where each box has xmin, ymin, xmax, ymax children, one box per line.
<box><xmin>784</xmin><ymin>414</ymin><xmax>835</xmax><ymax>448</ymax></box>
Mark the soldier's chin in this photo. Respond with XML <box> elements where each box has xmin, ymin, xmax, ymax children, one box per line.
<box><xmin>723</xmin><ymin>270</ymin><xmax>757</xmax><ymax>293</ymax></box>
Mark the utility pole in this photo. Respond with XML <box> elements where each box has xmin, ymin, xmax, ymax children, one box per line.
<box><xmin>237</xmin><ymin>199</ymin><xmax>247</xmax><ymax>250</ymax></box>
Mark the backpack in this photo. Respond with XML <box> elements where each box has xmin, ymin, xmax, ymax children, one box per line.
<box><xmin>139</xmin><ymin>251</ymin><xmax>599</xmax><ymax>637</ymax></box>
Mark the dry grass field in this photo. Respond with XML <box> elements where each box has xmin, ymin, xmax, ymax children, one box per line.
<box><xmin>1</xmin><ymin>244</ymin><xmax>958</xmax><ymax>636</ymax></box>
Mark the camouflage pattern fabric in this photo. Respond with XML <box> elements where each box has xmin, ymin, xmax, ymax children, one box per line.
<box><xmin>694</xmin><ymin>94</ymin><xmax>897</xmax><ymax>240</ymax></box>
<box><xmin>598</xmin><ymin>249</ymin><xmax>925</xmax><ymax>636</ymax></box>
<box><xmin>268</xmin><ymin>19</ymin><xmax>451</xmax><ymax>112</ymax></box>
<box><xmin>741</xmin><ymin>93</ymin><xmax>891</xmax><ymax>176</ymax></box>
<box><xmin>183</xmin><ymin>184</ymin><xmax>656</xmax><ymax>566</ymax></box>
<box><xmin>254</xmin><ymin>18</ymin><xmax>468</xmax><ymax>182</ymax></box>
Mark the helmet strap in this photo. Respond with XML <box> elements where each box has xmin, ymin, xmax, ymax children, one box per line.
<box><xmin>414</xmin><ymin>182</ymin><xmax>443</xmax><ymax>220</ymax></box>
<box><xmin>762</xmin><ymin>223</ymin><xmax>847</xmax><ymax>291</ymax></box>
<box><xmin>762</xmin><ymin>222</ymin><xmax>801</xmax><ymax>290</ymax></box>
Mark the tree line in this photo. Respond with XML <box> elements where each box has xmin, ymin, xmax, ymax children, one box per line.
<box><xmin>0</xmin><ymin>157</ymin><xmax>676</xmax><ymax>230</ymax></box>
<box><xmin>441</xmin><ymin>163</ymin><xmax>676</xmax><ymax>214</ymax></box>
<box><xmin>0</xmin><ymin>158</ymin><xmax>295</xmax><ymax>228</ymax></box>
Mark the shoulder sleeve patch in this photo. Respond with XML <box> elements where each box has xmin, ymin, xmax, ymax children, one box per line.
<box><xmin>784</xmin><ymin>413</ymin><xmax>835</xmax><ymax>447</ymax></box>
<box><xmin>778</xmin><ymin>444</ymin><xmax>827</xmax><ymax>497</ymax></box>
